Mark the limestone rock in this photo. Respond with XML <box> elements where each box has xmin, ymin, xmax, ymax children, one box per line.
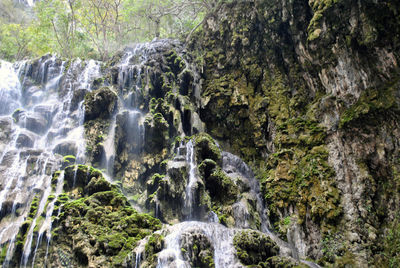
<box><xmin>84</xmin><ymin>87</ymin><xmax>117</xmax><ymax>121</ymax></box>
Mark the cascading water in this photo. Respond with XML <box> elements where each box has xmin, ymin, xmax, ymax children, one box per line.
<box><xmin>155</xmin><ymin>147</ymin><xmax>306</xmax><ymax>267</ymax></box>
<box><xmin>0</xmin><ymin>55</ymin><xmax>101</xmax><ymax>267</ymax></box>
<box><xmin>0</xmin><ymin>40</ymin><xmax>320</xmax><ymax>268</ymax></box>
<box><xmin>184</xmin><ymin>140</ymin><xmax>197</xmax><ymax>219</ymax></box>
<box><xmin>31</xmin><ymin>171</ymin><xmax>65</xmax><ymax>267</ymax></box>
<box><xmin>157</xmin><ymin>222</ymin><xmax>243</xmax><ymax>268</ymax></box>
<box><xmin>100</xmin><ymin>45</ymin><xmax>151</xmax><ymax>179</ymax></box>
<box><xmin>102</xmin><ymin>116</ymin><xmax>117</xmax><ymax>179</ymax></box>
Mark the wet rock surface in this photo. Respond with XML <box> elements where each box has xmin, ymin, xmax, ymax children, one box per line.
<box><xmin>1</xmin><ymin>0</ymin><xmax>400</xmax><ymax>267</ymax></box>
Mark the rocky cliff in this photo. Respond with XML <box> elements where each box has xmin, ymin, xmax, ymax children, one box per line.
<box><xmin>0</xmin><ymin>0</ymin><xmax>399</xmax><ymax>267</ymax></box>
<box><xmin>190</xmin><ymin>0</ymin><xmax>400</xmax><ymax>266</ymax></box>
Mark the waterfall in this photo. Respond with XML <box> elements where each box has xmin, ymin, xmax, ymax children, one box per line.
<box><xmin>102</xmin><ymin>116</ymin><xmax>117</xmax><ymax>179</ymax></box>
<box><xmin>21</xmin><ymin>183</ymin><xmax>52</xmax><ymax>267</ymax></box>
<box><xmin>155</xmin><ymin>149</ymin><xmax>303</xmax><ymax>267</ymax></box>
<box><xmin>184</xmin><ymin>140</ymin><xmax>197</xmax><ymax>219</ymax></box>
<box><xmin>0</xmin><ymin>40</ymin><xmax>318</xmax><ymax>267</ymax></box>
<box><xmin>0</xmin><ymin>55</ymin><xmax>101</xmax><ymax>266</ymax></box>
<box><xmin>31</xmin><ymin>171</ymin><xmax>65</xmax><ymax>267</ymax></box>
<box><xmin>156</xmin><ymin>222</ymin><xmax>242</xmax><ymax>268</ymax></box>
<box><xmin>100</xmin><ymin>45</ymin><xmax>149</xmax><ymax>181</ymax></box>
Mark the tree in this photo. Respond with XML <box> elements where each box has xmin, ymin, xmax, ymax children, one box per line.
<box><xmin>77</xmin><ymin>0</ymin><xmax>126</xmax><ymax>60</ymax></box>
<box><xmin>0</xmin><ymin>0</ymin><xmax>221</xmax><ymax>61</ymax></box>
<box><xmin>0</xmin><ymin>23</ymin><xmax>33</xmax><ymax>60</ymax></box>
<box><xmin>0</xmin><ymin>0</ymin><xmax>34</xmax><ymax>60</ymax></box>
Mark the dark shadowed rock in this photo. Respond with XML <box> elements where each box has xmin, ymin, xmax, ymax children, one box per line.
<box><xmin>84</xmin><ymin>87</ymin><xmax>117</xmax><ymax>121</ymax></box>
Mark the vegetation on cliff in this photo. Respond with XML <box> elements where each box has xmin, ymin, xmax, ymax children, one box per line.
<box><xmin>1</xmin><ymin>0</ymin><xmax>400</xmax><ymax>267</ymax></box>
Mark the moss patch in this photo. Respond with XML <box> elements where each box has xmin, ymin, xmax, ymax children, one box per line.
<box><xmin>233</xmin><ymin>230</ymin><xmax>279</xmax><ymax>266</ymax></box>
<box><xmin>49</xmin><ymin>167</ymin><xmax>162</xmax><ymax>267</ymax></box>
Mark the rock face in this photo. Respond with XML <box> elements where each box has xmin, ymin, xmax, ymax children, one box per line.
<box><xmin>233</xmin><ymin>230</ymin><xmax>279</xmax><ymax>266</ymax></box>
<box><xmin>0</xmin><ymin>0</ymin><xmax>400</xmax><ymax>267</ymax></box>
<box><xmin>188</xmin><ymin>0</ymin><xmax>400</xmax><ymax>266</ymax></box>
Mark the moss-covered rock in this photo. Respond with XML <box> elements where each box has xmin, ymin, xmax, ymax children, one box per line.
<box><xmin>233</xmin><ymin>230</ymin><xmax>279</xmax><ymax>266</ymax></box>
<box><xmin>204</xmin><ymin>168</ymin><xmax>239</xmax><ymax>205</ymax></box>
<box><xmin>194</xmin><ymin>133</ymin><xmax>222</xmax><ymax>165</ymax></box>
<box><xmin>180</xmin><ymin>229</ymin><xmax>214</xmax><ymax>268</ymax></box>
<box><xmin>84</xmin><ymin>86</ymin><xmax>117</xmax><ymax>121</ymax></box>
<box><xmin>144</xmin><ymin>112</ymin><xmax>169</xmax><ymax>153</ymax></box>
<box><xmin>267</xmin><ymin>256</ymin><xmax>304</xmax><ymax>267</ymax></box>
<box><xmin>144</xmin><ymin>233</ymin><xmax>164</xmax><ymax>267</ymax></box>
<box><xmin>339</xmin><ymin>80</ymin><xmax>400</xmax><ymax>128</ymax></box>
<box><xmin>43</xmin><ymin>167</ymin><xmax>162</xmax><ymax>267</ymax></box>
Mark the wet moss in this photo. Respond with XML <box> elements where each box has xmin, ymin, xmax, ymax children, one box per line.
<box><xmin>205</xmin><ymin>168</ymin><xmax>239</xmax><ymax>205</ymax></box>
<box><xmin>146</xmin><ymin>173</ymin><xmax>165</xmax><ymax>194</ymax></box>
<box><xmin>51</xmin><ymin>171</ymin><xmax>62</xmax><ymax>188</ymax></box>
<box><xmin>165</xmin><ymin>49</ymin><xmax>186</xmax><ymax>75</ymax></box>
<box><xmin>233</xmin><ymin>230</ymin><xmax>279</xmax><ymax>266</ymax></box>
<box><xmin>144</xmin><ymin>112</ymin><xmax>169</xmax><ymax>153</ymax></box>
<box><xmin>28</xmin><ymin>195</ymin><xmax>40</xmax><ymax>219</ymax></box>
<box><xmin>194</xmin><ymin>133</ymin><xmax>222</xmax><ymax>164</ymax></box>
<box><xmin>84</xmin><ymin>86</ymin><xmax>117</xmax><ymax>121</ymax></box>
<box><xmin>63</xmin><ymin>155</ymin><xmax>76</xmax><ymax>165</ymax></box>
<box><xmin>51</xmin><ymin>168</ymin><xmax>162</xmax><ymax>267</ymax></box>
<box><xmin>144</xmin><ymin>233</ymin><xmax>164</xmax><ymax>265</ymax></box>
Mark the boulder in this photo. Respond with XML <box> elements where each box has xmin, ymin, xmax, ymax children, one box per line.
<box><xmin>16</xmin><ymin>130</ymin><xmax>37</xmax><ymax>148</ymax></box>
<box><xmin>0</xmin><ymin>117</ymin><xmax>13</xmax><ymax>142</ymax></box>
<box><xmin>24</xmin><ymin>86</ymin><xmax>44</xmax><ymax>105</ymax></box>
<box><xmin>70</xmin><ymin>88</ymin><xmax>88</xmax><ymax>111</ymax></box>
<box><xmin>14</xmin><ymin>110</ymin><xmax>50</xmax><ymax>134</ymax></box>
<box><xmin>33</xmin><ymin>104</ymin><xmax>57</xmax><ymax>122</ymax></box>
<box><xmin>84</xmin><ymin>87</ymin><xmax>117</xmax><ymax>121</ymax></box>
<box><xmin>53</xmin><ymin>141</ymin><xmax>77</xmax><ymax>156</ymax></box>
<box><xmin>233</xmin><ymin>230</ymin><xmax>279</xmax><ymax>266</ymax></box>
<box><xmin>143</xmin><ymin>112</ymin><xmax>169</xmax><ymax>153</ymax></box>
<box><xmin>180</xmin><ymin>228</ymin><xmax>214</xmax><ymax>268</ymax></box>
<box><xmin>24</xmin><ymin>113</ymin><xmax>50</xmax><ymax>134</ymax></box>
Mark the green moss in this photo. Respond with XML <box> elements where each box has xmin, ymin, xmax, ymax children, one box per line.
<box><xmin>28</xmin><ymin>195</ymin><xmax>40</xmax><ymax>218</ymax></box>
<box><xmin>267</xmin><ymin>256</ymin><xmax>302</xmax><ymax>267</ymax></box>
<box><xmin>233</xmin><ymin>230</ymin><xmax>279</xmax><ymax>266</ymax></box>
<box><xmin>147</xmin><ymin>173</ymin><xmax>165</xmax><ymax>194</ymax></box>
<box><xmin>165</xmin><ymin>49</ymin><xmax>186</xmax><ymax>74</ymax></box>
<box><xmin>375</xmin><ymin>218</ymin><xmax>400</xmax><ymax>267</ymax></box>
<box><xmin>194</xmin><ymin>133</ymin><xmax>222</xmax><ymax>164</ymax></box>
<box><xmin>307</xmin><ymin>0</ymin><xmax>342</xmax><ymax>41</ymax></box>
<box><xmin>52</xmin><ymin>168</ymin><xmax>162</xmax><ymax>267</ymax></box>
<box><xmin>339</xmin><ymin>81</ymin><xmax>399</xmax><ymax>128</ymax></box>
<box><xmin>144</xmin><ymin>233</ymin><xmax>164</xmax><ymax>265</ymax></box>
<box><xmin>205</xmin><ymin>168</ymin><xmax>239</xmax><ymax>205</ymax></box>
<box><xmin>33</xmin><ymin>216</ymin><xmax>45</xmax><ymax>233</ymax></box>
<box><xmin>262</xmin><ymin>145</ymin><xmax>341</xmax><ymax>225</ymax></box>
<box><xmin>0</xmin><ymin>244</ymin><xmax>7</xmax><ymax>263</ymax></box>
<box><xmin>99</xmin><ymin>232</ymin><xmax>127</xmax><ymax>251</ymax></box>
<box><xmin>63</xmin><ymin>155</ymin><xmax>76</xmax><ymax>164</ymax></box>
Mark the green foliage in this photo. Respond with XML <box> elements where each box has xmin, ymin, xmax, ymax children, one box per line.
<box><xmin>0</xmin><ymin>0</ymin><xmax>213</xmax><ymax>61</ymax></box>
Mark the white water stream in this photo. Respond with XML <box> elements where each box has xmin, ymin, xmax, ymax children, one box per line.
<box><xmin>0</xmin><ymin>56</ymin><xmax>101</xmax><ymax>267</ymax></box>
<box><xmin>0</xmin><ymin>40</ymin><xmax>319</xmax><ymax>268</ymax></box>
<box><xmin>183</xmin><ymin>140</ymin><xmax>197</xmax><ymax>219</ymax></box>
